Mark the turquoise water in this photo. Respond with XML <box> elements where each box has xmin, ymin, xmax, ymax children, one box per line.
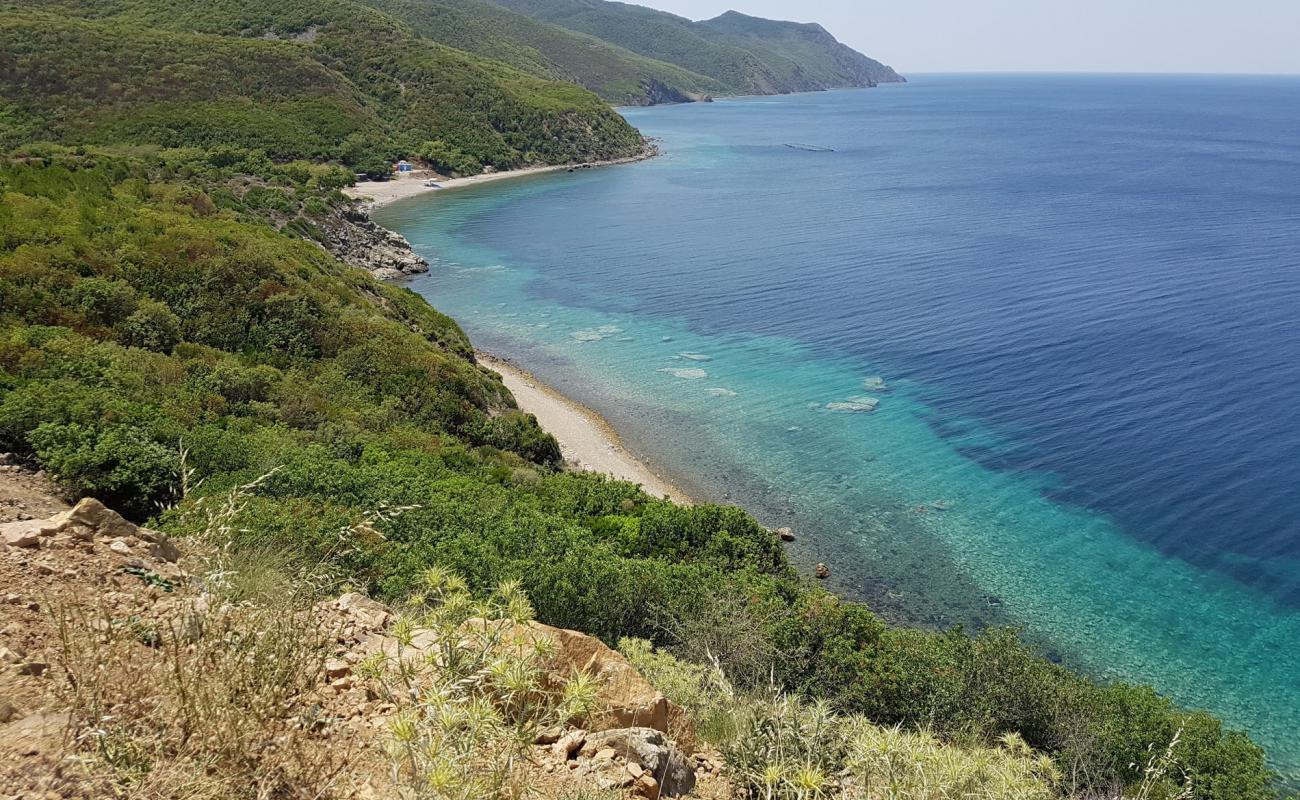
<box><xmin>376</xmin><ymin>75</ymin><xmax>1300</xmax><ymax>774</ymax></box>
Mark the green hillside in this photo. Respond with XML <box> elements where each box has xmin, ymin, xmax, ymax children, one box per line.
<box><xmin>0</xmin><ymin>0</ymin><xmax>645</xmax><ymax>172</ymax></box>
<box><xmin>699</xmin><ymin>9</ymin><xmax>903</xmax><ymax>88</ymax></box>
<box><xmin>491</xmin><ymin>0</ymin><xmax>902</xmax><ymax>95</ymax></box>
<box><xmin>357</xmin><ymin>0</ymin><xmax>728</xmax><ymax>104</ymax></box>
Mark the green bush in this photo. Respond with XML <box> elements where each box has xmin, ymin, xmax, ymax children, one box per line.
<box><xmin>30</xmin><ymin>422</ymin><xmax>177</xmax><ymax>518</ymax></box>
<box><xmin>117</xmin><ymin>300</ymin><xmax>183</xmax><ymax>353</ymax></box>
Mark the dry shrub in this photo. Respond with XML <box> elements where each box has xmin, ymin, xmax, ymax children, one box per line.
<box><xmin>49</xmin><ymin>472</ymin><xmax>358</xmax><ymax>799</ymax></box>
<box><xmin>361</xmin><ymin>567</ymin><xmax>600</xmax><ymax>800</ymax></box>
<box><xmin>53</xmin><ymin>589</ymin><xmax>341</xmax><ymax>799</ymax></box>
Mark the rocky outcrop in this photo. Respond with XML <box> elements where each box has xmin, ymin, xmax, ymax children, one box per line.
<box><xmin>583</xmin><ymin>728</ymin><xmax>696</xmax><ymax>797</ymax></box>
<box><xmin>460</xmin><ymin>618</ymin><xmax>695</xmax><ymax>748</ymax></box>
<box><xmin>316</xmin><ymin>206</ymin><xmax>428</xmax><ymax>280</ymax></box>
<box><xmin>0</xmin><ymin>497</ymin><xmax>181</xmax><ymax>563</ymax></box>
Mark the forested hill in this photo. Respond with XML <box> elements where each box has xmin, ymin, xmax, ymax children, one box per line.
<box><xmin>489</xmin><ymin>0</ymin><xmax>904</xmax><ymax>97</ymax></box>
<box><xmin>0</xmin><ymin>0</ymin><xmax>645</xmax><ymax>173</ymax></box>
<box><xmin>356</xmin><ymin>0</ymin><xmax>730</xmax><ymax>105</ymax></box>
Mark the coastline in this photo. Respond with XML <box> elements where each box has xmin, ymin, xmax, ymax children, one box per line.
<box><xmin>345</xmin><ymin>147</ymin><xmax>658</xmax><ymax>211</ymax></box>
<box><xmin>478</xmin><ymin>352</ymin><xmax>693</xmax><ymax>505</ymax></box>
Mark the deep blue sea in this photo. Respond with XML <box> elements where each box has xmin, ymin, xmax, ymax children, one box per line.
<box><xmin>375</xmin><ymin>75</ymin><xmax>1300</xmax><ymax>774</ymax></box>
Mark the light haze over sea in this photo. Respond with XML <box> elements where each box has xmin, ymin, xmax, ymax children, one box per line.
<box><xmin>375</xmin><ymin>74</ymin><xmax>1300</xmax><ymax>775</ymax></box>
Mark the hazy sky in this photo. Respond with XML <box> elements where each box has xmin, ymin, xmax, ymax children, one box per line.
<box><xmin>637</xmin><ymin>1</ymin><xmax>1300</xmax><ymax>75</ymax></box>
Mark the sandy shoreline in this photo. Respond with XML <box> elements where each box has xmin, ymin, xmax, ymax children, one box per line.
<box><xmin>347</xmin><ymin>147</ymin><xmax>688</xmax><ymax>503</ymax></box>
<box><xmin>479</xmin><ymin>353</ymin><xmax>692</xmax><ymax>504</ymax></box>
<box><xmin>344</xmin><ymin>149</ymin><xmax>656</xmax><ymax>210</ymax></box>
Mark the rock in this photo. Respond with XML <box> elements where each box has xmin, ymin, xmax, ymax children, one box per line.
<box><xmin>825</xmin><ymin>396</ymin><xmax>879</xmax><ymax>413</ymax></box>
<box><xmin>775</xmin><ymin>526</ymin><xmax>796</xmax><ymax>542</ymax></box>
<box><xmin>1</xmin><ymin>523</ymin><xmax>43</xmax><ymax>548</ymax></box>
<box><xmin>583</xmin><ymin>728</ymin><xmax>695</xmax><ymax>797</ymax></box>
<box><xmin>55</xmin><ymin>498</ymin><xmax>136</xmax><ymax>539</ymax></box>
<box><xmin>0</xmin><ymin>701</ymin><xmax>15</xmax><ymax>724</ymax></box>
<box><xmin>324</xmin><ymin>658</ymin><xmax>351</xmax><ymax>679</ymax></box>
<box><xmin>533</xmin><ymin>726</ymin><xmax>564</xmax><ymax>745</ymax></box>
<box><xmin>636</xmin><ymin>774</ymin><xmax>661</xmax><ymax>800</ymax></box>
<box><xmin>334</xmin><ymin>592</ymin><xmax>392</xmax><ymax>631</ymax></box>
<box><xmin>552</xmin><ymin>729</ymin><xmax>586</xmax><ymax>760</ymax></box>
<box><xmin>0</xmin><ymin>711</ymin><xmax>69</xmax><ymax>757</ymax></box>
<box><xmin>5</xmin><ymin>499</ymin><xmax>183</xmax><ymax>563</ymax></box>
<box><xmin>314</xmin><ymin>207</ymin><xmax>429</xmax><ymax>279</ymax></box>
<box><xmin>146</xmin><ymin>536</ymin><xmax>181</xmax><ymax>563</ymax></box>
<box><xmin>626</xmin><ymin>761</ymin><xmax>644</xmax><ymax>779</ymax></box>
<box><xmin>0</xmin><ymin>645</ymin><xmax>22</xmax><ymax>664</ymax></box>
<box><xmin>17</xmin><ymin>662</ymin><xmax>48</xmax><ymax>677</ymax></box>
<box><xmin>815</xmin><ymin>563</ymin><xmax>831</xmax><ymax>579</ymax></box>
<box><xmin>462</xmin><ymin>619</ymin><xmax>693</xmax><ymax>746</ymax></box>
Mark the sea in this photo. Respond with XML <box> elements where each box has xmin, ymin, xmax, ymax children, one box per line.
<box><xmin>374</xmin><ymin>74</ymin><xmax>1300</xmax><ymax>775</ymax></box>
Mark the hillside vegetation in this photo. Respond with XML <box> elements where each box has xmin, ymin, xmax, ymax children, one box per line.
<box><xmin>491</xmin><ymin>0</ymin><xmax>904</xmax><ymax>95</ymax></box>
<box><xmin>358</xmin><ymin>0</ymin><xmax>729</xmax><ymax>104</ymax></box>
<box><xmin>0</xmin><ymin>149</ymin><xmax>1286</xmax><ymax>799</ymax></box>
<box><xmin>0</xmin><ymin>0</ymin><xmax>645</xmax><ymax>173</ymax></box>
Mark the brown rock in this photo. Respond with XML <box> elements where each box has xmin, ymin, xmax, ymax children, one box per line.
<box><xmin>463</xmin><ymin>618</ymin><xmax>692</xmax><ymax>746</ymax></box>
<box><xmin>334</xmin><ymin>592</ymin><xmax>392</xmax><ymax>631</ymax></box>
<box><xmin>17</xmin><ymin>662</ymin><xmax>48</xmax><ymax>677</ymax></box>
<box><xmin>0</xmin><ymin>701</ymin><xmax>15</xmax><ymax>724</ymax></box>
<box><xmin>552</xmin><ymin>729</ymin><xmax>586</xmax><ymax>760</ymax></box>
<box><xmin>636</xmin><ymin>774</ymin><xmax>661</xmax><ymax>800</ymax></box>
<box><xmin>0</xmin><ymin>711</ymin><xmax>69</xmax><ymax>758</ymax></box>
<box><xmin>775</xmin><ymin>526</ymin><xmax>796</xmax><ymax>542</ymax></box>
<box><xmin>1</xmin><ymin>523</ymin><xmax>42</xmax><ymax>548</ymax></box>
<box><xmin>324</xmin><ymin>658</ymin><xmax>351</xmax><ymax>679</ymax></box>
<box><xmin>54</xmin><ymin>498</ymin><xmax>137</xmax><ymax>539</ymax></box>
<box><xmin>815</xmin><ymin>563</ymin><xmax>830</xmax><ymax>579</ymax></box>
<box><xmin>533</xmin><ymin>726</ymin><xmax>564</xmax><ymax>745</ymax></box>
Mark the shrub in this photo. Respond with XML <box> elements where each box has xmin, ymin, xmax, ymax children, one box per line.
<box><xmin>30</xmin><ymin>422</ymin><xmax>177</xmax><ymax>518</ymax></box>
<box><xmin>360</xmin><ymin>568</ymin><xmax>600</xmax><ymax>799</ymax></box>
<box><xmin>117</xmin><ymin>300</ymin><xmax>183</xmax><ymax>353</ymax></box>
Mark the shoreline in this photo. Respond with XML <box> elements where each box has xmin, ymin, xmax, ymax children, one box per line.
<box><xmin>345</xmin><ymin>147</ymin><xmax>658</xmax><ymax>211</ymax></box>
<box><xmin>478</xmin><ymin>352</ymin><xmax>693</xmax><ymax>505</ymax></box>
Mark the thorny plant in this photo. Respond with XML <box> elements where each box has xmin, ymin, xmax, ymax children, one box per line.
<box><xmin>358</xmin><ymin>567</ymin><xmax>601</xmax><ymax>800</ymax></box>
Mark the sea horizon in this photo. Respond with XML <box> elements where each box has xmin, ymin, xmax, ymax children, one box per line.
<box><xmin>376</xmin><ymin>73</ymin><xmax>1300</xmax><ymax>776</ymax></box>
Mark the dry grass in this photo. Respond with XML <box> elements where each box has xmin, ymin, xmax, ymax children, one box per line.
<box><xmin>46</xmin><ymin>472</ymin><xmax>362</xmax><ymax>799</ymax></box>
<box><xmin>52</xmin><ymin>579</ymin><xmax>343</xmax><ymax>799</ymax></box>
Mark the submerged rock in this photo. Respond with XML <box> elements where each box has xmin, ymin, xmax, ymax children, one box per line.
<box><xmin>826</xmin><ymin>396</ymin><xmax>879</xmax><ymax>413</ymax></box>
<box><xmin>658</xmin><ymin>368</ymin><xmax>707</xmax><ymax>380</ymax></box>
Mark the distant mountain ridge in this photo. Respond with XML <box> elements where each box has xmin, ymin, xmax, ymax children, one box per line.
<box><xmin>469</xmin><ymin>0</ymin><xmax>903</xmax><ymax>102</ymax></box>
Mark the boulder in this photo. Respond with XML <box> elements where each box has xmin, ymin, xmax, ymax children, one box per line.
<box><xmin>582</xmin><ymin>728</ymin><xmax>695</xmax><ymax>797</ymax></box>
<box><xmin>463</xmin><ymin>619</ymin><xmax>692</xmax><ymax>745</ymax></box>
<box><xmin>815</xmin><ymin>563</ymin><xmax>830</xmax><ymax>579</ymax></box>
<box><xmin>4</xmin><ymin>499</ymin><xmax>182</xmax><ymax>562</ymax></box>
<box><xmin>775</xmin><ymin>526</ymin><xmax>796</xmax><ymax>542</ymax></box>
<box><xmin>334</xmin><ymin>592</ymin><xmax>392</xmax><ymax>631</ymax></box>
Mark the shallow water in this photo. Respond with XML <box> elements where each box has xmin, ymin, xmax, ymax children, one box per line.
<box><xmin>377</xmin><ymin>75</ymin><xmax>1300</xmax><ymax>774</ymax></box>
